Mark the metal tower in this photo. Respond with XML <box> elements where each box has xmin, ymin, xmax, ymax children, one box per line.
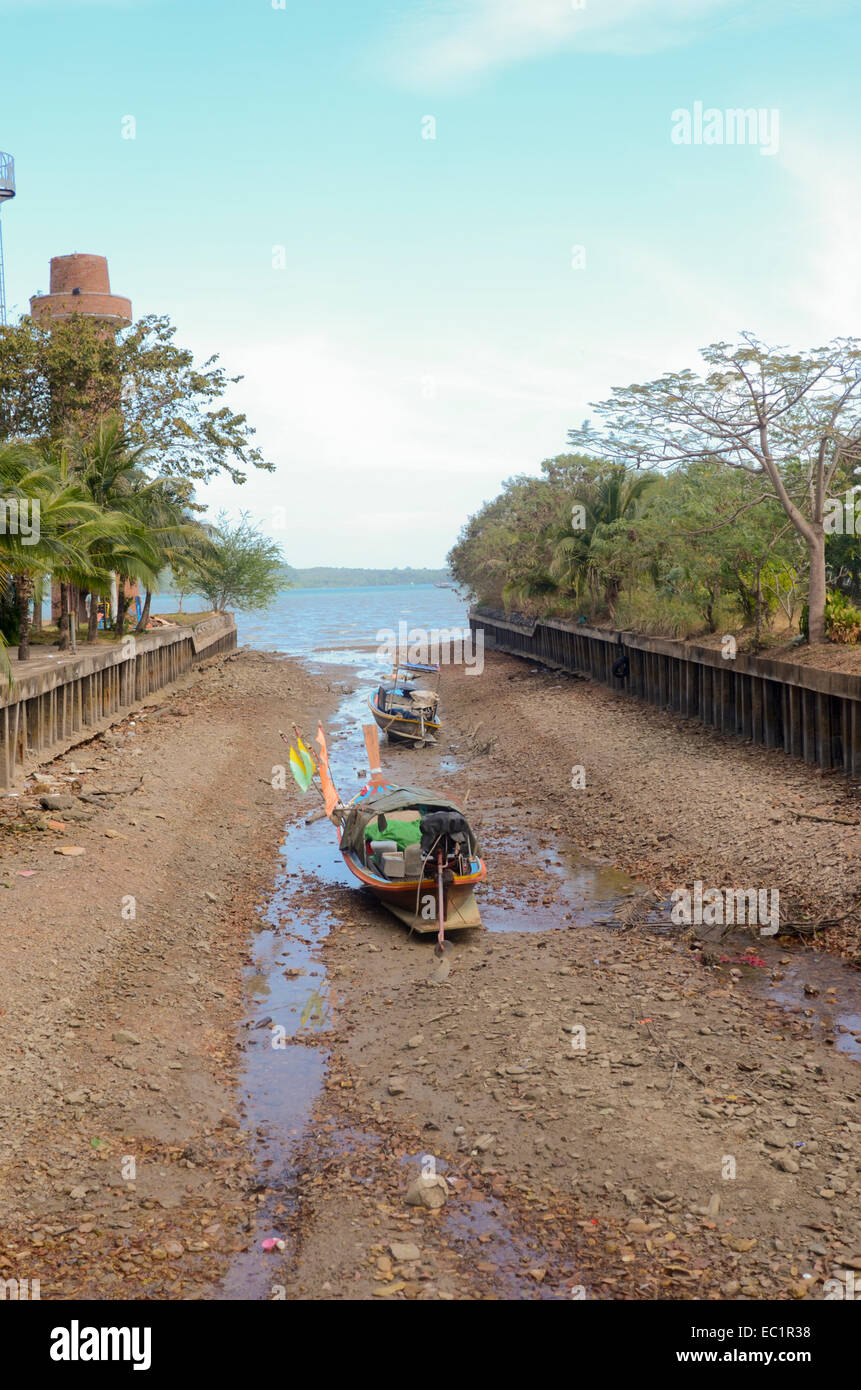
<box><xmin>0</xmin><ymin>153</ymin><xmax>15</xmax><ymax>325</ymax></box>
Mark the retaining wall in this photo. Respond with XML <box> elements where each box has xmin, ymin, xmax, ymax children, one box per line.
<box><xmin>470</xmin><ymin>609</ymin><xmax>861</xmax><ymax>779</ymax></box>
<box><xmin>0</xmin><ymin>614</ymin><xmax>237</xmax><ymax>788</ymax></box>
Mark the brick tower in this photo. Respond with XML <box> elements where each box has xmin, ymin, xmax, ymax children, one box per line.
<box><xmin>30</xmin><ymin>254</ymin><xmax>138</xmax><ymax>630</ymax></box>
<box><xmin>30</xmin><ymin>253</ymin><xmax>131</xmax><ymax>327</ymax></box>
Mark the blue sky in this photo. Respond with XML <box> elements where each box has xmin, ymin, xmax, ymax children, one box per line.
<box><xmin>1</xmin><ymin>0</ymin><xmax>859</xmax><ymax>565</ymax></box>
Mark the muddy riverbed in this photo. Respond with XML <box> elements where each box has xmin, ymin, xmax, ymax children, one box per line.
<box><xmin>2</xmin><ymin>641</ymin><xmax>860</xmax><ymax>1301</ymax></box>
<box><xmin>223</xmin><ymin>646</ymin><xmax>861</xmax><ymax>1301</ymax></box>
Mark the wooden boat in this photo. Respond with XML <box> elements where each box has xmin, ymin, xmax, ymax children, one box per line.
<box><xmin>335</xmin><ymin>785</ymin><xmax>486</xmax><ymax>939</ymax></box>
<box><xmin>367</xmin><ymin>660</ymin><xmax>441</xmax><ymax>748</ymax></box>
<box><xmin>305</xmin><ymin>723</ymin><xmax>485</xmax><ymax>944</ymax></box>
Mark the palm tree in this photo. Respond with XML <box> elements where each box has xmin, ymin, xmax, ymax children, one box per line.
<box><xmin>0</xmin><ymin>441</ymin><xmax>110</xmax><ymax>660</ymax></box>
<box><xmin>124</xmin><ymin>475</ymin><xmax>213</xmax><ymax>633</ymax></box>
<box><xmin>557</xmin><ymin>465</ymin><xmax>658</xmax><ymax>616</ymax></box>
<box><xmin>75</xmin><ymin>418</ymin><xmax>174</xmax><ymax>638</ymax></box>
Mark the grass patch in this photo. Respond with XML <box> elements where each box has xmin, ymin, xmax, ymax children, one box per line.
<box><xmin>151</xmin><ymin>610</ymin><xmax>218</xmax><ymax>626</ymax></box>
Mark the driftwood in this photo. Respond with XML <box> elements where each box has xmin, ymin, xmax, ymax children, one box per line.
<box><xmin>791</xmin><ymin>810</ymin><xmax>858</xmax><ymax>827</ymax></box>
<box><xmin>636</xmin><ymin>1011</ymin><xmax>707</xmax><ymax>1088</ymax></box>
<box><xmin>777</xmin><ymin>890</ymin><xmax>861</xmax><ymax>938</ymax></box>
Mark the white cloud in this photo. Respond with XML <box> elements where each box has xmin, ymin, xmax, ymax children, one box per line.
<box><xmin>193</xmin><ymin>330</ymin><xmax>583</xmax><ymax>566</ymax></box>
<box><xmin>379</xmin><ymin>0</ymin><xmax>835</xmax><ymax>88</ymax></box>
<box><xmin>778</xmin><ymin>138</ymin><xmax>861</xmax><ymax>336</ymax></box>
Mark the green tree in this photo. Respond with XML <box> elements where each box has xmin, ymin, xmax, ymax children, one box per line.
<box><xmin>181</xmin><ymin>513</ymin><xmax>284</xmax><ymax>613</ymax></box>
<box><xmin>569</xmin><ymin>334</ymin><xmax>861</xmax><ymax>645</ymax></box>
<box><xmin>74</xmin><ymin>418</ymin><xmax>201</xmax><ymax>639</ymax></box>
<box><xmin>0</xmin><ymin>313</ymin><xmax>274</xmax><ymax>484</ymax></box>
<box><xmin>0</xmin><ymin>441</ymin><xmax>115</xmax><ymax>660</ymax></box>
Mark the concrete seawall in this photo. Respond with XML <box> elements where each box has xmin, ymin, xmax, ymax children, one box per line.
<box><xmin>470</xmin><ymin>608</ymin><xmax>861</xmax><ymax>779</ymax></box>
<box><xmin>0</xmin><ymin>614</ymin><xmax>237</xmax><ymax>788</ymax></box>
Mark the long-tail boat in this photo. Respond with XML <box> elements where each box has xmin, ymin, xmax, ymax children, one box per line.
<box><xmin>367</xmin><ymin>660</ymin><xmax>441</xmax><ymax>748</ymax></box>
<box><xmin>287</xmin><ymin>723</ymin><xmax>485</xmax><ymax>947</ymax></box>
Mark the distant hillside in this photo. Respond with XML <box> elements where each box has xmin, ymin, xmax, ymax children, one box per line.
<box><xmin>280</xmin><ymin>566</ymin><xmax>453</xmax><ymax>589</ymax></box>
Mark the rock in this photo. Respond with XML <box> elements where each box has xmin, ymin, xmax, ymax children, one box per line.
<box><xmin>390</xmin><ymin>1242</ymin><xmax>421</xmax><ymax>1263</ymax></box>
<box><xmin>473</xmin><ymin>1133</ymin><xmax>495</xmax><ymax>1152</ymax></box>
<box><xmin>387</xmin><ymin>1078</ymin><xmax>407</xmax><ymax>1096</ymax></box>
<box><xmin>112</xmin><ymin>1030</ymin><xmax>141</xmax><ymax>1046</ymax></box>
<box><xmin>64</xmin><ymin>1089</ymin><xmax>88</xmax><ymax>1105</ymax></box>
<box><xmin>40</xmin><ymin>794</ymin><xmax>73</xmax><ymax>811</ymax></box>
<box><xmin>723</xmin><ymin>1236</ymin><xmax>757</xmax><ymax>1253</ymax></box>
<box><xmin>775</xmin><ymin>1156</ymin><xmax>800</xmax><ymax>1174</ymax></box>
<box><xmin>407</xmin><ymin>1035</ymin><xmax>424</xmax><ymax>1049</ymax></box>
<box><xmin>405</xmin><ymin>1175</ymin><xmax>448</xmax><ymax>1210</ymax></box>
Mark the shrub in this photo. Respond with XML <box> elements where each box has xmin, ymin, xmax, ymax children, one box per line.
<box><xmin>825</xmin><ymin>589</ymin><xmax>861</xmax><ymax>644</ymax></box>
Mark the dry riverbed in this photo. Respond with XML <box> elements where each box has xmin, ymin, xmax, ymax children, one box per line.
<box><xmin>1</xmin><ymin>645</ymin><xmax>860</xmax><ymax>1300</ymax></box>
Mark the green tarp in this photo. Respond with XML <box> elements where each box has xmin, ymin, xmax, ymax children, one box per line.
<box><xmin>339</xmin><ymin>784</ymin><xmax>478</xmax><ymax>857</ymax></box>
<box><xmin>364</xmin><ymin>817</ymin><xmax>422</xmax><ymax>849</ymax></box>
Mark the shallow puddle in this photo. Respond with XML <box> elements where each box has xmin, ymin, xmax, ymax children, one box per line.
<box><xmin>712</xmin><ymin>945</ymin><xmax>861</xmax><ymax>1063</ymax></box>
<box><xmin>479</xmin><ymin>830</ymin><xmax>638</xmax><ymax>933</ymax></box>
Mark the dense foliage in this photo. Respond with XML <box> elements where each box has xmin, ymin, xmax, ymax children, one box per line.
<box><xmin>0</xmin><ymin>313</ymin><xmax>274</xmax><ymax>484</ymax></box>
<box><xmin>0</xmin><ymin>311</ymin><xmax>280</xmax><ymax>665</ymax></box>
<box><xmin>448</xmin><ymin>452</ymin><xmax>861</xmax><ymax>647</ymax></box>
<box><xmin>450</xmin><ymin>335</ymin><xmax>861</xmax><ymax>647</ymax></box>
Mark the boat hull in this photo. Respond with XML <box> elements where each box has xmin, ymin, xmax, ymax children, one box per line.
<box><xmin>367</xmin><ymin>695</ymin><xmax>441</xmax><ymax>746</ymax></box>
<box><xmin>340</xmin><ymin>847</ymin><xmax>486</xmax><ymax>932</ymax></box>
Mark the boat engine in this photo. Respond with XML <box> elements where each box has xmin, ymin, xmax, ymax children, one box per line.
<box><xmin>420</xmin><ymin>810</ymin><xmax>472</xmax><ymax>877</ymax></box>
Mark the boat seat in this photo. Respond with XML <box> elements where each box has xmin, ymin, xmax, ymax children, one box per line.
<box><xmin>369</xmin><ymin>840</ymin><xmax>397</xmax><ymax>856</ymax></box>
<box><xmin>380</xmin><ymin>850</ymin><xmax>406</xmax><ymax>879</ymax></box>
<box><xmin>403</xmin><ymin>842</ymin><xmax>424</xmax><ymax>877</ymax></box>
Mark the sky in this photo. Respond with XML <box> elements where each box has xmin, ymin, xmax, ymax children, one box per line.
<box><xmin>1</xmin><ymin>0</ymin><xmax>859</xmax><ymax>566</ymax></box>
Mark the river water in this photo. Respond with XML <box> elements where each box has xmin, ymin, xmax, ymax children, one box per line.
<box><xmin>154</xmin><ymin>582</ymin><xmax>470</xmax><ymax>658</ymax></box>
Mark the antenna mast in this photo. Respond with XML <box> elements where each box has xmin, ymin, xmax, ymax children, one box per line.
<box><xmin>0</xmin><ymin>153</ymin><xmax>16</xmax><ymax>325</ymax></box>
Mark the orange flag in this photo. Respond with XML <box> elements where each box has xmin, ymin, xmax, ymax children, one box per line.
<box><xmin>315</xmin><ymin>724</ymin><xmax>340</xmax><ymax>817</ymax></box>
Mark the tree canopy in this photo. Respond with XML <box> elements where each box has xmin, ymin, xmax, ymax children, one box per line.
<box><xmin>0</xmin><ymin>313</ymin><xmax>274</xmax><ymax>484</ymax></box>
<box><xmin>567</xmin><ymin>334</ymin><xmax>861</xmax><ymax>643</ymax></box>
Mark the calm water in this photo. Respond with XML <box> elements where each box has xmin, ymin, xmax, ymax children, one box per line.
<box><xmin>153</xmin><ymin>583</ymin><xmax>469</xmax><ymax>657</ymax></box>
